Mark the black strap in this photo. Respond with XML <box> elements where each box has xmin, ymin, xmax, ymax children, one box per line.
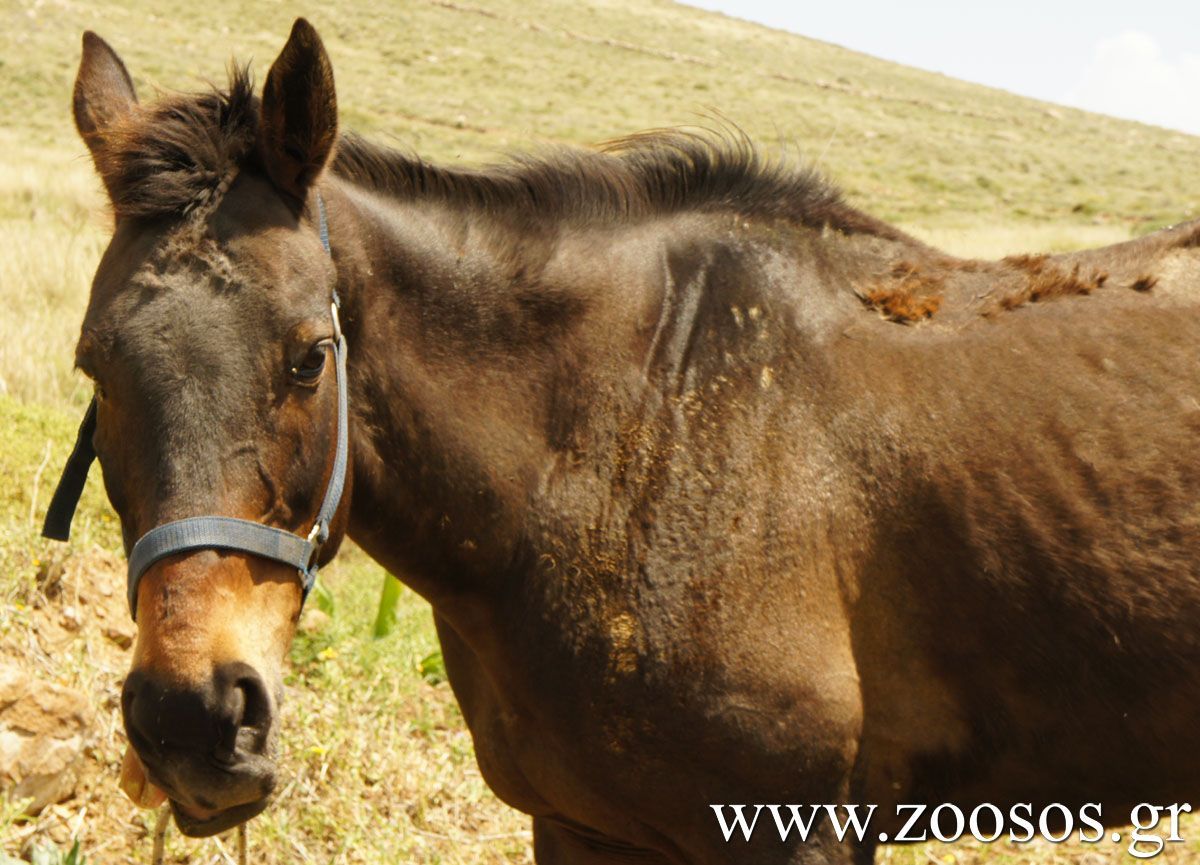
<box><xmin>42</xmin><ymin>399</ymin><xmax>98</xmax><ymax>541</ymax></box>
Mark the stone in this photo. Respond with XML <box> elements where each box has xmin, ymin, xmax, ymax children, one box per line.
<box><xmin>59</xmin><ymin>605</ymin><xmax>81</xmax><ymax>632</ymax></box>
<box><xmin>0</xmin><ymin>664</ymin><xmax>92</xmax><ymax>813</ymax></box>
<box><xmin>101</xmin><ymin>621</ymin><xmax>134</xmax><ymax>650</ymax></box>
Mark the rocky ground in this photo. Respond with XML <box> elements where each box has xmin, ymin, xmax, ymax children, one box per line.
<box><xmin>1</xmin><ymin>548</ymin><xmax>148</xmax><ymax>861</ymax></box>
<box><xmin>0</xmin><ymin>536</ymin><xmax>533</xmax><ymax>865</ymax></box>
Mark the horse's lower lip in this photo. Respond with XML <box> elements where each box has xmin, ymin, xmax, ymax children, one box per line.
<box><xmin>171</xmin><ymin>798</ymin><xmax>269</xmax><ymax>837</ymax></box>
<box><xmin>174</xmin><ymin>800</ymin><xmax>219</xmax><ymax>821</ymax></box>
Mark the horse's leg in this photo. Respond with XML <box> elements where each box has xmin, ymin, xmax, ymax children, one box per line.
<box><xmin>532</xmin><ymin>817</ymin><xmax>679</xmax><ymax>865</ymax></box>
<box><xmin>532</xmin><ymin>817</ymin><xmax>872</xmax><ymax>865</ymax></box>
<box><xmin>849</xmin><ymin>836</ymin><xmax>877</xmax><ymax>865</ymax></box>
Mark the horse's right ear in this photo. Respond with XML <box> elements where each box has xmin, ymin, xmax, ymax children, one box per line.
<box><xmin>73</xmin><ymin>32</ymin><xmax>137</xmax><ymax>163</ymax></box>
<box><xmin>259</xmin><ymin>18</ymin><xmax>338</xmax><ymax>205</ymax></box>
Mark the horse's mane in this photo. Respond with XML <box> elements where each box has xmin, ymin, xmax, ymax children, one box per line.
<box><xmin>334</xmin><ymin>131</ymin><xmax>908</xmax><ymax>238</ymax></box>
<box><xmin>96</xmin><ymin>67</ymin><xmax>907</xmax><ymax>240</ymax></box>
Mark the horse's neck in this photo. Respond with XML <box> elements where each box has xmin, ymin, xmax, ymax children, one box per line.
<box><xmin>327</xmin><ymin>179</ymin><xmax>916</xmax><ymax>607</ymax></box>
<box><xmin>329</xmin><ymin>180</ymin><xmax>664</xmax><ymax>604</ymax></box>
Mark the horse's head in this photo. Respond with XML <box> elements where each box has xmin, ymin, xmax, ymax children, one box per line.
<box><xmin>70</xmin><ymin>20</ymin><xmax>348</xmax><ymax>835</ymax></box>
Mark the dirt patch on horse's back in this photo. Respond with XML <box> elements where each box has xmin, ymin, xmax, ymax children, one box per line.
<box><xmin>987</xmin><ymin>258</ymin><xmax>1110</xmax><ymax>315</ymax></box>
<box><xmin>1003</xmin><ymin>253</ymin><xmax>1051</xmax><ymax>274</ymax></box>
<box><xmin>947</xmin><ymin>257</ymin><xmax>984</xmax><ymax>273</ymax></box>
<box><xmin>1027</xmin><ymin>262</ymin><xmax>1106</xmax><ymax>301</ymax></box>
<box><xmin>860</xmin><ymin>260</ymin><xmax>944</xmax><ymax>324</ymax></box>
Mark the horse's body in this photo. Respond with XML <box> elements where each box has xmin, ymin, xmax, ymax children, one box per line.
<box><xmin>340</xmin><ymin>157</ymin><xmax>1200</xmax><ymax>861</ymax></box>
<box><xmin>64</xmin><ymin>21</ymin><xmax>1200</xmax><ymax>864</ymax></box>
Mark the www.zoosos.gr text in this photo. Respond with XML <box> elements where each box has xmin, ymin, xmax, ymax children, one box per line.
<box><xmin>710</xmin><ymin>802</ymin><xmax>1192</xmax><ymax>858</ymax></box>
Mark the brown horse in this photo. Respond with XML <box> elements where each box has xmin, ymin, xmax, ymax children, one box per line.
<box><xmin>63</xmin><ymin>18</ymin><xmax>1200</xmax><ymax>865</ymax></box>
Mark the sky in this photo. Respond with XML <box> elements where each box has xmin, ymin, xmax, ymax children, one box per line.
<box><xmin>682</xmin><ymin>0</ymin><xmax>1200</xmax><ymax>136</ymax></box>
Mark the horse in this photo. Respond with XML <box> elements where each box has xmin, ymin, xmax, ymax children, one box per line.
<box><xmin>55</xmin><ymin>17</ymin><xmax>1200</xmax><ymax>864</ymax></box>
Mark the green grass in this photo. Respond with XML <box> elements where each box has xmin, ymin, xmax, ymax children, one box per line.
<box><xmin>2</xmin><ymin>0</ymin><xmax>1199</xmax><ymax>862</ymax></box>
<box><xmin>0</xmin><ymin>396</ymin><xmax>116</xmax><ymax>609</ymax></box>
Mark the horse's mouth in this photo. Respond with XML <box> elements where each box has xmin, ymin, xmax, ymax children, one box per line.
<box><xmin>121</xmin><ymin>744</ymin><xmax>276</xmax><ymax>836</ymax></box>
<box><xmin>171</xmin><ymin>796</ymin><xmax>270</xmax><ymax>837</ymax></box>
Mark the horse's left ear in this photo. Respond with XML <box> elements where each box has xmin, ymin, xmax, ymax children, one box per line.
<box><xmin>73</xmin><ymin>32</ymin><xmax>138</xmax><ymax>166</ymax></box>
<box><xmin>259</xmin><ymin>18</ymin><xmax>338</xmax><ymax>203</ymax></box>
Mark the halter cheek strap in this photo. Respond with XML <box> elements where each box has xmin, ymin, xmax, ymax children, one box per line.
<box><xmin>42</xmin><ymin>193</ymin><xmax>348</xmax><ymax>621</ymax></box>
<box><xmin>42</xmin><ymin>400</ymin><xmax>98</xmax><ymax>543</ymax></box>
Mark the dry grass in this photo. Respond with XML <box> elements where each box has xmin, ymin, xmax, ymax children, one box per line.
<box><xmin>901</xmin><ymin>224</ymin><xmax>1137</xmax><ymax>260</ymax></box>
<box><xmin>0</xmin><ymin>137</ymin><xmax>108</xmax><ymax>410</ymax></box>
<box><xmin>4</xmin><ymin>0</ymin><xmax>1200</xmax><ymax>228</ymax></box>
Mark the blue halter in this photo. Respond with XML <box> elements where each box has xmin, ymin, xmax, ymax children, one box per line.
<box><xmin>42</xmin><ymin>194</ymin><xmax>348</xmax><ymax>620</ymax></box>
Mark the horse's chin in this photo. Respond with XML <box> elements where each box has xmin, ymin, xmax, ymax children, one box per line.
<box><xmin>171</xmin><ymin>797</ymin><xmax>270</xmax><ymax>837</ymax></box>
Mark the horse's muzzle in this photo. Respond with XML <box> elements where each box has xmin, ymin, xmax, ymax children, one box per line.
<box><xmin>122</xmin><ymin>662</ymin><xmax>278</xmax><ymax>837</ymax></box>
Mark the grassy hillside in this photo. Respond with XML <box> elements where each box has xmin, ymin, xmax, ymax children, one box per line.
<box><xmin>1</xmin><ymin>0</ymin><xmax>1199</xmax><ymax>862</ymax></box>
<box><xmin>4</xmin><ymin>0</ymin><xmax>1198</xmax><ymax>410</ymax></box>
<box><xmin>6</xmin><ymin>0</ymin><xmax>1198</xmax><ymax>223</ymax></box>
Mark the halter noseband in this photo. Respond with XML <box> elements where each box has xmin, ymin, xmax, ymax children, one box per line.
<box><xmin>42</xmin><ymin>193</ymin><xmax>348</xmax><ymax>621</ymax></box>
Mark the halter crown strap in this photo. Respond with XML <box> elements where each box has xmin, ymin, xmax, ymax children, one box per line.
<box><xmin>42</xmin><ymin>192</ymin><xmax>346</xmax><ymax>621</ymax></box>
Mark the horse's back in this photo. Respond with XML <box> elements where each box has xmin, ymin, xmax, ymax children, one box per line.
<box><xmin>836</xmin><ymin>227</ymin><xmax>1200</xmax><ymax>816</ymax></box>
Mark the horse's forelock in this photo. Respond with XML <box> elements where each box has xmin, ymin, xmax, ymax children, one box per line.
<box><xmin>96</xmin><ymin>66</ymin><xmax>258</xmax><ymax>220</ymax></box>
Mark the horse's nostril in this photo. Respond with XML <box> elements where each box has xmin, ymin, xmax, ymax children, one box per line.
<box><xmin>236</xmin><ymin>673</ymin><xmax>272</xmax><ymax>732</ymax></box>
<box><xmin>214</xmin><ymin>662</ymin><xmax>273</xmax><ymax>758</ymax></box>
<box><xmin>122</xmin><ymin>670</ymin><xmax>159</xmax><ymax>757</ymax></box>
<box><xmin>123</xmin><ymin>670</ymin><xmax>213</xmax><ymax>756</ymax></box>
<box><xmin>226</xmin><ymin>684</ymin><xmax>247</xmax><ymax>729</ymax></box>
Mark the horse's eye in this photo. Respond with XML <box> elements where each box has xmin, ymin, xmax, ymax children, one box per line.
<box><xmin>290</xmin><ymin>343</ymin><xmax>328</xmax><ymax>384</ymax></box>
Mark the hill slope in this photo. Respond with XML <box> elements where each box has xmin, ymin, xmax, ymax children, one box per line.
<box><xmin>5</xmin><ymin>0</ymin><xmax>1199</xmax><ymax>408</ymax></box>
<box><xmin>5</xmin><ymin>0</ymin><xmax>1198</xmax><ymax>227</ymax></box>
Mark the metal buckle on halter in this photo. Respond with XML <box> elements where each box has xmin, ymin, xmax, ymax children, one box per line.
<box><xmin>304</xmin><ymin>520</ymin><xmax>325</xmax><ymax>576</ymax></box>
